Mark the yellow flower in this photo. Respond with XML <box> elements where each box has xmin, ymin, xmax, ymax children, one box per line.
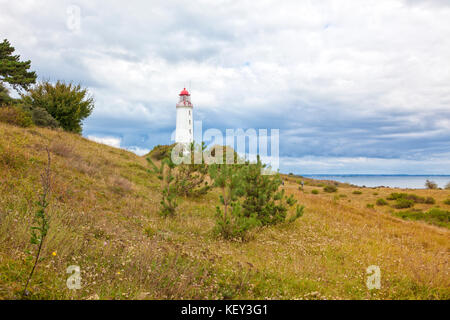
<box><xmin>117</xmin><ymin>271</ymin><xmax>121</xmax><ymax>275</ymax></box>
<box><xmin>52</xmin><ymin>252</ymin><xmax>57</xmax><ymax>256</ymax></box>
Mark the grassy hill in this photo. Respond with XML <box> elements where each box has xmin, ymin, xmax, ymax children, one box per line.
<box><xmin>0</xmin><ymin>122</ymin><xmax>449</xmax><ymax>300</ymax></box>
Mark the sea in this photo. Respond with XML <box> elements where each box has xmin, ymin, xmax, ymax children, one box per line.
<box><xmin>301</xmin><ymin>175</ymin><xmax>450</xmax><ymax>189</ymax></box>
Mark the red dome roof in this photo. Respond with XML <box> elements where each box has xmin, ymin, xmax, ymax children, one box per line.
<box><xmin>179</xmin><ymin>88</ymin><xmax>190</xmax><ymax>96</ymax></box>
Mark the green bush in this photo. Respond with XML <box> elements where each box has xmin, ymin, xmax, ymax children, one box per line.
<box><xmin>353</xmin><ymin>190</ymin><xmax>362</xmax><ymax>195</ymax></box>
<box><xmin>148</xmin><ymin>144</ymin><xmax>176</xmax><ymax>160</ymax></box>
<box><xmin>387</xmin><ymin>193</ymin><xmax>408</xmax><ymax>200</ymax></box>
<box><xmin>21</xmin><ymin>106</ymin><xmax>59</xmax><ymax>128</ymax></box>
<box><xmin>323</xmin><ymin>185</ymin><xmax>337</xmax><ymax>193</ymax></box>
<box><xmin>444</xmin><ymin>199</ymin><xmax>450</xmax><ymax>205</ymax></box>
<box><xmin>376</xmin><ymin>198</ymin><xmax>388</xmax><ymax>206</ymax></box>
<box><xmin>387</xmin><ymin>193</ymin><xmax>433</xmax><ymax>204</ymax></box>
<box><xmin>0</xmin><ymin>106</ymin><xmax>33</xmax><ymax>127</ymax></box>
<box><xmin>394</xmin><ymin>208</ymin><xmax>449</xmax><ymax>228</ymax></box>
<box><xmin>366</xmin><ymin>204</ymin><xmax>374</xmax><ymax>209</ymax></box>
<box><xmin>394</xmin><ymin>198</ymin><xmax>414</xmax><ymax>209</ymax></box>
<box><xmin>311</xmin><ymin>189</ymin><xmax>319</xmax><ymax>195</ymax></box>
<box><xmin>21</xmin><ymin>80</ymin><xmax>94</xmax><ymax>134</ymax></box>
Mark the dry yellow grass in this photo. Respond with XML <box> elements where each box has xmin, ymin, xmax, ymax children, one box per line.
<box><xmin>0</xmin><ymin>122</ymin><xmax>448</xmax><ymax>300</ymax></box>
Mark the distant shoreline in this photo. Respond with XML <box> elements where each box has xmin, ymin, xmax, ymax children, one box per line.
<box><xmin>286</xmin><ymin>174</ymin><xmax>450</xmax><ymax>189</ymax></box>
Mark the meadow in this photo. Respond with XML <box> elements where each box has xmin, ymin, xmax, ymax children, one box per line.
<box><xmin>0</xmin><ymin>122</ymin><xmax>448</xmax><ymax>300</ymax></box>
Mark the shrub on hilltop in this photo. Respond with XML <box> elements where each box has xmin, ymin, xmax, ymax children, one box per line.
<box><xmin>148</xmin><ymin>144</ymin><xmax>176</xmax><ymax>161</ymax></box>
<box><xmin>425</xmin><ymin>180</ymin><xmax>438</xmax><ymax>189</ymax></box>
<box><xmin>376</xmin><ymin>198</ymin><xmax>388</xmax><ymax>206</ymax></box>
<box><xmin>323</xmin><ymin>185</ymin><xmax>338</xmax><ymax>193</ymax></box>
<box><xmin>394</xmin><ymin>198</ymin><xmax>414</xmax><ymax>209</ymax></box>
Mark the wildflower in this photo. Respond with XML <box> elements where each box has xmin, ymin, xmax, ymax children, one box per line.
<box><xmin>52</xmin><ymin>252</ymin><xmax>57</xmax><ymax>256</ymax></box>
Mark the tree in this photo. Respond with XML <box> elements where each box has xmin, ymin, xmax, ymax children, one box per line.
<box><xmin>174</xmin><ymin>142</ymin><xmax>210</xmax><ymax>197</ymax></box>
<box><xmin>209</xmin><ymin>162</ymin><xmax>255</xmax><ymax>239</ymax></box>
<box><xmin>425</xmin><ymin>180</ymin><xmax>438</xmax><ymax>190</ymax></box>
<box><xmin>21</xmin><ymin>81</ymin><xmax>94</xmax><ymax>134</ymax></box>
<box><xmin>147</xmin><ymin>156</ymin><xmax>178</xmax><ymax>217</ymax></box>
<box><xmin>209</xmin><ymin>155</ymin><xmax>304</xmax><ymax>240</ymax></box>
<box><xmin>0</xmin><ymin>39</ymin><xmax>37</xmax><ymax>92</ymax></box>
<box><xmin>240</xmin><ymin>156</ymin><xmax>304</xmax><ymax>226</ymax></box>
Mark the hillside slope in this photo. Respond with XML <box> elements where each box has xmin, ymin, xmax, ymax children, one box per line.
<box><xmin>0</xmin><ymin>122</ymin><xmax>448</xmax><ymax>300</ymax></box>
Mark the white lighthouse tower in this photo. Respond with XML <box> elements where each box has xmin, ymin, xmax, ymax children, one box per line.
<box><xmin>175</xmin><ymin>88</ymin><xmax>194</xmax><ymax>144</ymax></box>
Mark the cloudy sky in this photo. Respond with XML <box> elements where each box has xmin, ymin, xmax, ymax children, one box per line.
<box><xmin>2</xmin><ymin>0</ymin><xmax>450</xmax><ymax>174</ymax></box>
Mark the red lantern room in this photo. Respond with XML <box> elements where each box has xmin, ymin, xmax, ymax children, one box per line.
<box><xmin>179</xmin><ymin>88</ymin><xmax>190</xmax><ymax>96</ymax></box>
<box><xmin>178</xmin><ymin>88</ymin><xmax>192</xmax><ymax>106</ymax></box>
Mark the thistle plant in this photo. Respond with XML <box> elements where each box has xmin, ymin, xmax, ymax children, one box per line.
<box><xmin>23</xmin><ymin>148</ymin><xmax>51</xmax><ymax>297</ymax></box>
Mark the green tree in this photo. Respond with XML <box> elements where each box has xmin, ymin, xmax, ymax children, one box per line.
<box><xmin>147</xmin><ymin>156</ymin><xmax>178</xmax><ymax>217</ymax></box>
<box><xmin>240</xmin><ymin>156</ymin><xmax>304</xmax><ymax>226</ymax></box>
<box><xmin>0</xmin><ymin>39</ymin><xmax>37</xmax><ymax>92</ymax></box>
<box><xmin>21</xmin><ymin>81</ymin><xmax>94</xmax><ymax>134</ymax></box>
<box><xmin>209</xmin><ymin>162</ymin><xmax>255</xmax><ymax>239</ymax></box>
<box><xmin>209</xmin><ymin>155</ymin><xmax>304</xmax><ymax>240</ymax></box>
<box><xmin>174</xmin><ymin>142</ymin><xmax>210</xmax><ymax>197</ymax></box>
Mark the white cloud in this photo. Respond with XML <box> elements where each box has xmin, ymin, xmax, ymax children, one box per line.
<box><xmin>126</xmin><ymin>146</ymin><xmax>150</xmax><ymax>156</ymax></box>
<box><xmin>87</xmin><ymin>135</ymin><xmax>121</xmax><ymax>148</ymax></box>
<box><xmin>1</xmin><ymin>0</ymin><xmax>449</xmax><ymax>173</ymax></box>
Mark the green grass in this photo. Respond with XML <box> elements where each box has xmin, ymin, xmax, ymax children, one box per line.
<box><xmin>394</xmin><ymin>208</ymin><xmax>450</xmax><ymax>228</ymax></box>
<box><xmin>0</xmin><ymin>122</ymin><xmax>449</xmax><ymax>300</ymax></box>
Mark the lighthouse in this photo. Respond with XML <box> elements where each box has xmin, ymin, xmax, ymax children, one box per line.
<box><xmin>175</xmin><ymin>88</ymin><xmax>194</xmax><ymax>144</ymax></box>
